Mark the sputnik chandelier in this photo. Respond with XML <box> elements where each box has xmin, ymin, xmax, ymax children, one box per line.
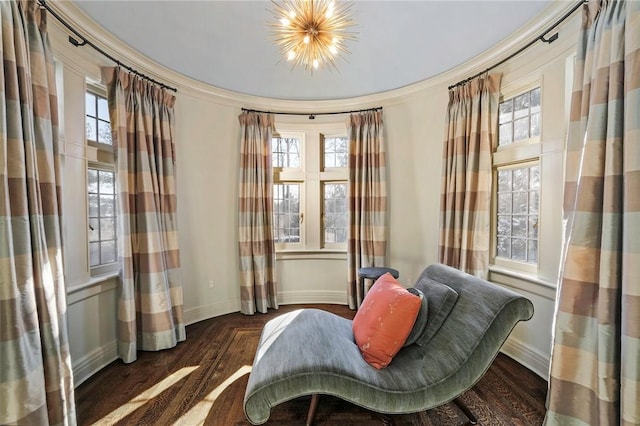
<box><xmin>270</xmin><ymin>0</ymin><xmax>357</xmax><ymax>72</ymax></box>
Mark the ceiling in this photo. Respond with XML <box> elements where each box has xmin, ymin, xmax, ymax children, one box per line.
<box><xmin>73</xmin><ymin>1</ymin><xmax>552</xmax><ymax>101</ymax></box>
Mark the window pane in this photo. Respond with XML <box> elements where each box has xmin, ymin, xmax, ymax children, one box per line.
<box><xmin>498</xmin><ymin>193</ymin><xmax>511</xmax><ymax>214</ymax></box>
<box><xmin>272</xmin><ymin>137</ymin><xmax>300</xmax><ymax>168</ymax></box>
<box><xmin>498</xmin><ymin>170</ymin><xmax>512</xmax><ymax>192</ymax></box>
<box><xmin>512</xmin><ymin>192</ymin><xmax>528</xmax><ymax>215</ymax></box>
<box><xmin>513</xmin><ymin>92</ymin><xmax>530</xmax><ymax>119</ymax></box>
<box><xmin>514</xmin><ymin>117</ymin><xmax>530</xmax><ymax>141</ymax></box>
<box><xmin>273</xmin><ymin>184</ymin><xmax>300</xmax><ymax>243</ymax></box>
<box><xmin>528</xmin><ymin>215</ymin><xmax>538</xmax><ymax>239</ymax></box>
<box><xmin>497</xmin><ymin>237</ymin><xmax>510</xmax><ymax>258</ymax></box>
<box><xmin>88</xmin><ymin>194</ymin><xmax>99</xmax><ymax>217</ymax></box>
<box><xmin>88</xmin><ymin>168</ymin><xmax>117</xmax><ymax>268</ymax></box>
<box><xmin>99</xmin><ymin>170</ymin><xmax>115</xmax><ymax>194</ymax></box>
<box><xmin>86</xmin><ymin>116</ymin><xmax>97</xmax><ymax>141</ymax></box>
<box><xmin>530</xmin><ymin>87</ymin><xmax>541</xmax><ymax>114</ymax></box>
<box><xmin>100</xmin><ymin>195</ymin><xmax>115</xmax><ymax>217</ymax></box>
<box><xmin>101</xmin><ymin>240</ymin><xmax>116</xmax><ymax>264</ymax></box>
<box><xmin>324</xmin><ymin>137</ymin><xmax>348</xmax><ymax>169</ymax></box>
<box><xmin>529</xmin><ymin>191</ymin><xmax>539</xmax><ymax>214</ymax></box>
<box><xmin>497</xmin><ymin>215</ymin><xmax>511</xmax><ymax>236</ymax></box>
<box><xmin>512</xmin><ymin>238</ymin><xmax>526</xmax><ymax>261</ymax></box>
<box><xmin>324</xmin><ymin>182</ymin><xmax>347</xmax><ymax>244</ymax></box>
<box><xmin>513</xmin><ymin>168</ymin><xmax>528</xmax><ymax>191</ymax></box>
<box><xmin>100</xmin><ymin>218</ymin><xmax>115</xmax><ymax>240</ymax></box>
<box><xmin>98</xmin><ymin>120</ymin><xmax>112</xmax><ymax>145</ymax></box>
<box><xmin>530</xmin><ymin>113</ymin><xmax>540</xmax><ymax>137</ymax></box>
<box><xmin>530</xmin><ymin>165</ymin><xmax>540</xmax><ymax>190</ymax></box>
<box><xmin>495</xmin><ymin>164</ymin><xmax>540</xmax><ymax>265</ymax></box>
<box><xmin>88</xmin><ymin>169</ymin><xmax>98</xmax><ymax>193</ymax></box>
<box><xmin>85</xmin><ymin>93</ymin><xmax>96</xmax><ymax>117</ymax></box>
<box><xmin>97</xmin><ymin>97</ymin><xmax>109</xmax><ymax>121</ymax></box>
<box><xmin>89</xmin><ymin>242</ymin><xmax>100</xmax><ymax>267</ymax></box>
<box><xmin>89</xmin><ymin>218</ymin><xmax>99</xmax><ymax>242</ymax></box>
<box><xmin>512</xmin><ymin>216</ymin><xmax>527</xmax><ymax>237</ymax></box>
<box><xmin>528</xmin><ymin>240</ymin><xmax>538</xmax><ymax>263</ymax></box>
<box><xmin>499</xmin><ymin>99</ymin><xmax>513</xmax><ymax>124</ymax></box>
<box><xmin>499</xmin><ymin>123</ymin><xmax>512</xmax><ymax>145</ymax></box>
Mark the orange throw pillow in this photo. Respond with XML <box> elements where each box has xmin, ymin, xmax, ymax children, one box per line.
<box><xmin>352</xmin><ymin>273</ymin><xmax>422</xmax><ymax>369</ymax></box>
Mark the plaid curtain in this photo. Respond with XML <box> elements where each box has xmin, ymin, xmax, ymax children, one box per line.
<box><xmin>238</xmin><ymin>111</ymin><xmax>278</xmax><ymax>315</ymax></box>
<box><xmin>545</xmin><ymin>1</ymin><xmax>640</xmax><ymax>424</ymax></box>
<box><xmin>101</xmin><ymin>67</ymin><xmax>185</xmax><ymax>364</ymax></box>
<box><xmin>438</xmin><ymin>74</ymin><xmax>502</xmax><ymax>279</ymax></box>
<box><xmin>0</xmin><ymin>1</ymin><xmax>76</xmax><ymax>424</ymax></box>
<box><xmin>347</xmin><ymin>110</ymin><xmax>387</xmax><ymax>309</ymax></box>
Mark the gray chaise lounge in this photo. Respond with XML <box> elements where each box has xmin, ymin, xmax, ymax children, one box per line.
<box><xmin>243</xmin><ymin>263</ymin><xmax>534</xmax><ymax>425</ymax></box>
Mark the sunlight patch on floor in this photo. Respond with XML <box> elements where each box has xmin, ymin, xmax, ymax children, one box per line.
<box><xmin>91</xmin><ymin>366</ymin><xmax>199</xmax><ymax>426</ymax></box>
<box><xmin>172</xmin><ymin>365</ymin><xmax>252</xmax><ymax>426</ymax></box>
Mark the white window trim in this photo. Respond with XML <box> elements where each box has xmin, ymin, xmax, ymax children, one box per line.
<box><xmin>491</xmin><ymin>160</ymin><xmax>540</xmax><ymax>275</ymax></box>
<box><xmin>86</xmin><ymin>83</ymin><xmax>118</xmax><ymax>277</ymax></box>
<box><xmin>87</xmin><ymin>164</ymin><xmax>118</xmax><ymax>276</ymax></box>
<box><xmin>492</xmin><ymin>82</ymin><xmax>543</xmax><ymax>277</ymax></box>
<box><xmin>273</xmin><ymin>119</ymin><xmax>348</xmax><ymax>253</ymax></box>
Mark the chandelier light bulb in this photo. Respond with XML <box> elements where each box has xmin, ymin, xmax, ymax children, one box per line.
<box><xmin>270</xmin><ymin>0</ymin><xmax>357</xmax><ymax>72</ymax></box>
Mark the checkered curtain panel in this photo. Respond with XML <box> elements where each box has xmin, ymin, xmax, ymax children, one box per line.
<box><xmin>438</xmin><ymin>74</ymin><xmax>502</xmax><ymax>279</ymax></box>
<box><xmin>238</xmin><ymin>111</ymin><xmax>278</xmax><ymax>315</ymax></box>
<box><xmin>0</xmin><ymin>1</ymin><xmax>76</xmax><ymax>424</ymax></box>
<box><xmin>101</xmin><ymin>67</ymin><xmax>185</xmax><ymax>364</ymax></box>
<box><xmin>347</xmin><ymin>110</ymin><xmax>387</xmax><ymax>309</ymax></box>
<box><xmin>545</xmin><ymin>1</ymin><xmax>640</xmax><ymax>424</ymax></box>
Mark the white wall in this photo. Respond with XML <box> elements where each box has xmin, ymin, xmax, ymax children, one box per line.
<box><xmin>48</xmin><ymin>2</ymin><xmax>581</xmax><ymax>385</ymax></box>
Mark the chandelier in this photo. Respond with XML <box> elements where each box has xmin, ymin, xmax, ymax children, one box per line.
<box><xmin>270</xmin><ymin>0</ymin><xmax>356</xmax><ymax>72</ymax></box>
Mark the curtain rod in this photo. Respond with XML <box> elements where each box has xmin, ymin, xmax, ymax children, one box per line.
<box><xmin>241</xmin><ymin>106</ymin><xmax>383</xmax><ymax>120</ymax></box>
<box><xmin>448</xmin><ymin>0</ymin><xmax>587</xmax><ymax>90</ymax></box>
<box><xmin>38</xmin><ymin>0</ymin><xmax>177</xmax><ymax>92</ymax></box>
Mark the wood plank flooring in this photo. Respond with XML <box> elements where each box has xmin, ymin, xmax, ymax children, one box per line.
<box><xmin>75</xmin><ymin>304</ymin><xmax>548</xmax><ymax>425</ymax></box>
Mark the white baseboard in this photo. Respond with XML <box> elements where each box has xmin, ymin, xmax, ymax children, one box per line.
<box><xmin>184</xmin><ymin>292</ymin><xmax>347</xmax><ymax>325</ymax></box>
<box><xmin>72</xmin><ymin>340</ymin><xmax>118</xmax><ymax>388</ymax></box>
<box><xmin>501</xmin><ymin>336</ymin><xmax>549</xmax><ymax>380</ymax></box>
<box><xmin>277</xmin><ymin>290</ymin><xmax>348</xmax><ymax>306</ymax></box>
<box><xmin>183</xmin><ymin>298</ymin><xmax>240</xmax><ymax>326</ymax></box>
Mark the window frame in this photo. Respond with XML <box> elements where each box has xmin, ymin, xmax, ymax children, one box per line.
<box><xmin>86</xmin><ymin>85</ymin><xmax>118</xmax><ymax>276</ymax></box>
<box><xmin>491</xmin><ymin>82</ymin><xmax>543</xmax><ymax>275</ymax></box>
<box><xmin>320</xmin><ymin>133</ymin><xmax>348</xmax><ymax>250</ymax></box>
<box><xmin>272</xmin><ymin>120</ymin><xmax>348</xmax><ymax>252</ymax></box>
<box><xmin>85</xmin><ymin>85</ymin><xmax>113</xmax><ymax>151</ymax></box>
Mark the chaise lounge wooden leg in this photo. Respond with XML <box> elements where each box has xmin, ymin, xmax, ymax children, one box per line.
<box><xmin>306</xmin><ymin>394</ymin><xmax>319</xmax><ymax>426</ymax></box>
<box><xmin>453</xmin><ymin>397</ymin><xmax>478</xmax><ymax>425</ymax></box>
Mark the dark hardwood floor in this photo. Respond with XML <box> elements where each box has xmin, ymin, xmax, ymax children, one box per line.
<box><xmin>75</xmin><ymin>304</ymin><xmax>548</xmax><ymax>425</ymax></box>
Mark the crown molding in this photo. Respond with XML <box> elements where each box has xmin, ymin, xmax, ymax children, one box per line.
<box><xmin>47</xmin><ymin>0</ymin><xmax>580</xmax><ymax>110</ymax></box>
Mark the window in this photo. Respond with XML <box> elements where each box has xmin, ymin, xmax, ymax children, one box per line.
<box><xmin>496</xmin><ymin>164</ymin><xmax>539</xmax><ymax>263</ymax></box>
<box><xmin>498</xmin><ymin>87</ymin><xmax>540</xmax><ymax>146</ymax></box>
<box><xmin>85</xmin><ymin>91</ymin><xmax>111</xmax><ymax>146</ymax></box>
<box><xmin>492</xmin><ymin>86</ymin><xmax>541</xmax><ymax>273</ymax></box>
<box><xmin>272</xmin><ymin>124</ymin><xmax>348</xmax><ymax>251</ymax></box>
<box><xmin>86</xmin><ymin>88</ymin><xmax>117</xmax><ymax>274</ymax></box>
<box><xmin>88</xmin><ymin>168</ymin><xmax>117</xmax><ymax>268</ymax></box>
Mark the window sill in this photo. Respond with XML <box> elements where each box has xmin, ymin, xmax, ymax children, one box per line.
<box><xmin>276</xmin><ymin>250</ymin><xmax>347</xmax><ymax>261</ymax></box>
<box><xmin>66</xmin><ymin>271</ymin><xmax>119</xmax><ymax>305</ymax></box>
<box><xmin>488</xmin><ymin>265</ymin><xmax>556</xmax><ymax>300</ymax></box>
